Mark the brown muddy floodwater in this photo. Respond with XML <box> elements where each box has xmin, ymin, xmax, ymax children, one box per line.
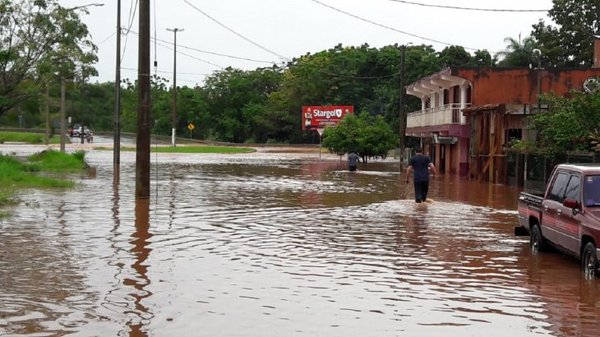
<box><xmin>1</xmin><ymin>143</ymin><xmax>599</xmax><ymax>337</ymax></box>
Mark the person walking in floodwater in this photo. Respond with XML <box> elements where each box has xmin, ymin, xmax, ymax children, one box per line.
<box><xmin>347</xmin><ymin>151</ymin><xmax>360</xmax><ymax>172</ymax></box>
<box><xmin>405</xmin><ymin>146</ymin><xmax>437</xmax><ymax>203</ymax></box>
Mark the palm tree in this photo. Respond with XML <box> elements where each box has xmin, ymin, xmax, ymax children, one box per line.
<box><xmin>495</xmin><ymin>36</ymin><xmax>540</xmax><ymax>67</ymax></box>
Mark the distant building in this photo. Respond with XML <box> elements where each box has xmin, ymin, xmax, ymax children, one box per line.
<box><xmin>404</xmin><ymin>38</ymin><xmax>600</xmax><ymax>184</ymax></box>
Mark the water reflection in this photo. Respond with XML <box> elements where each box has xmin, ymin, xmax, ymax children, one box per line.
<box><xmin>0</xmin><ymin>149</ymin><xmax>598</xmax><ymax>336</ymax></box>
<box><xmin>126</xmin><ymin>199</ymin><xmax>153</xmax><ymax>337</ymax></box>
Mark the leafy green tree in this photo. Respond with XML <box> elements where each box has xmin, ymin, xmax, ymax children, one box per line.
<box><xmin>523</xmin><ymin>91</ymin><xmax>600</xmax><ymax>156</ymax></box>
<box><xmin>203</xmin><ymin>66</ymin><xmax>283</xmax><ymax>142</ymax></box>
<box><xmin>322</xmin><ymin>112</ymin><xmax>396</xmax><ymax>163</ymax></box>
<box><xmin>470</xmin><ymin>50</ymin><xmax>495</xmax><ymax>67</ymax></box>
<box><xmin>0</xmin><ymin>0</ymin><xmax>98</xmax><ymax>115</ymax></box>
<box><xmin>496</xmin><ymin>36</ymin><xmax>539</xmax><ymax>67</ymax></box>
<box><xmin>437</xmin><ymin>46</ymin><xmax>472</xmax><ymax>67</ymax></box>
<box><xmin>531</xmin><ymin>0</ymin><xmax>600</xmax><ymax>67</ymax></box>
<box><xmin>276</xmin><ymin>44</ymin><xmax>441</xmax><ymax>142</ymax></box>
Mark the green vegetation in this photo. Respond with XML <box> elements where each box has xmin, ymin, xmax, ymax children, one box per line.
<box><xmin>531</xmin><ymin>0</ymin><xmax>599</xmax><ymax>68</ymax></box>
<box><xmin>322</xmin><ymin>112</ymin><xmax>396</xmax><ymax>163</ymax></box>
<box><xmin>0</xmin><ymin>0</ymin><xmax>595</xmax><ymax>157</ymax></box>
<box><xmin>0</xmin><ymin>150</ymin><xmax>86</xmax><ymax>217</ymax></box>
<box><xmin>28</xmin><ymin>149</ymin><xmax>87</xmax><ymax>172</ymax></box>
<box><xmin>0</xmin><ymin>131</ymin><xmax>60</xmax><ymax>144</ymax></box>
<box><xmin>514</xmin><ymin>91</ymin><xmax>600</xmax><ymax>156</ymax></box>
<box><xmin>118</xmin><ymin>145</ymin><xmax>256</xmax><ymax>154</ymax></box>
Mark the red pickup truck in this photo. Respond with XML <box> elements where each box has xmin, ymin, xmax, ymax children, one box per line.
<box><xmin>516</xmin><ymin>163</ymin><xmax>600</xmax><ymax>278</ymax></box>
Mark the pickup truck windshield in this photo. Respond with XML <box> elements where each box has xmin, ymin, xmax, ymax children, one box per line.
<box><xmin>584</xmin><ymin>175</ymin><xmax>600</xmax><ymax>207</ymax></box>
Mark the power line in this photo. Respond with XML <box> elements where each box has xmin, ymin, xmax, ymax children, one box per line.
<box><xmin>154</xmin><ymin>38</ymin><xmax>223</xmax><ymax>68</ymax></box>
<box><xmin>121</xmin><ymin>66</ymin><xmax>210</xmax><ymax>77</ymax></box>
<box><xmin>182</xmin><ymin>0</ymin><xmax>290</xmax><ymax>60</ymax></box>
<box><xmin>127</xmin><ymin>29</ymin><xmax>275</xmax><ymax>64</ymax></box>
<box><xmin>121</xmin><ymin>0</ymin><xmax>139</xmax><ymax>62</ymax></box>
<box><xmin>121</xmin><ymin>67</ymin><xmax>207</xmax><ymax>84</ymax></box>
<box><xmin>386</xmin><ymin>0</ymin><xmax>549</xmax><ymax>12</ymax></box>
<box><xmin>96</xmin><ymin>32</ymin><xmax>116</xmax><ymax>46</ymax></box>
<box><xmin>320</xmin><ymin>70</ymin><xmax>401</xmax><ymax>80</ymax></box>
<box><xmin>309</xmin><ymin>0</ymin><xmax>477</xmax><ymax>50</ymax></box>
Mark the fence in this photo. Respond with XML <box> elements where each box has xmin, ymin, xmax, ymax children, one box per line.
<box><xmin>507</xmin><ymin>150</ymin><xmax>600</xmax><ymax>193</ymax></box>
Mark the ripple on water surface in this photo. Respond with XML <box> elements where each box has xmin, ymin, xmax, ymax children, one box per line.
<box><xmin>0</xmin><ymin>152</ymin><xmax>596</xmax><ymax>336</ymax></box>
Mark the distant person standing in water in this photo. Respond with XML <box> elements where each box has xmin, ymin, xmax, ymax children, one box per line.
<box><xmin>348</xmin><ymin>152</ymin><xmax>360</xmax><ymax>172</ymax></box>
<box><xmin>405</xmin><ymin>146</ymin><xmax>437</xmax><ymax>203</ymax></box>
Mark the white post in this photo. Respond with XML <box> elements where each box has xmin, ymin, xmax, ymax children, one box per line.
<box><xmin>460</xmin><ymin>84</ymin><xmax>468</xmax><ymax>124</ymax></box>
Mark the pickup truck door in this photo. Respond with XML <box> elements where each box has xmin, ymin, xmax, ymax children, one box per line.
<box><xmin>555</xmin><ymin>174</ymin><xmax>582</xmax><ymax>254</ymax></box>
<box><xmin>541</xmin><ymin>172</ymin><xmax>569</xmax><ymax>245</ymax></box>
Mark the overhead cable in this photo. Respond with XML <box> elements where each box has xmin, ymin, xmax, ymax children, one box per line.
<box><xmin>386</xmin><ymin>0</ymin><xmax>549</xmax><ymax>12</ymax></box>
<box><xmin>320</xmin><ymin>70</ymin><xmax>402</xmax><ymax>80</ymax></box>
<box><xmin>121</xmin><ymin>0</ymin><xmax>139</xmax><ymax>62</ymax></box>
<box><xmin>310</xmin><ymin>0</ymin><xmax>476</xmax><ymax>50</ymax></box>
<box><xmin>127</xmin><ymin>29</ymin><xmax>276</xmax><ymax>64</ymax></box>
<box><xmin>154</xmin><ymin>39</ymin><xmax>223</xmax><ymax>68</ymax></box>
<box><xmin>182</xmin><ymin>0</ymin><xmax>290</xmax><ymax>60</ymax></box>
<box><xmin>121</xmin><ymin>67</ymin><xmax>211</xmax><ymax>77</ymax></box>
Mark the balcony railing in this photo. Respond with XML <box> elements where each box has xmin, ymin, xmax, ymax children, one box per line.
<box><xmin>407</xmin><ymin>103</ymin><xmax>470</xmax><ymax>128</ymax></box>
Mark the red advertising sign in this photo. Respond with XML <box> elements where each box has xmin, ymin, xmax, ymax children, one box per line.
<box><xmin>302</xmin><ymin>105</ymin><xmax>354</xmax><ymax>130</ymax></box>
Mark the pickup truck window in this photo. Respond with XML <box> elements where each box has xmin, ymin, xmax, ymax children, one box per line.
<box><xmin>564</xmin><ymin>175</ymin><xmax>581</xmax><ymax>202</ymax></box>
<box><xmin>548</xmin><ymin>172</ymin><xmax>569</xmax><ymax>202</ymax></box>
<box><xmin>584</xmin><ymin>175</ymin><xmax>600</xmax><ymax>207</ymax></box>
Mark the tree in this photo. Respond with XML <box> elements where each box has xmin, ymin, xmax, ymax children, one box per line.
<box><xmin>0</xmin><ymin>0</ymin><xmax>98</xmax><ymax>116</ymax></box>
<box><xmin>521</xmin><ymin>91</ymin><xmax>600</xmax><ymax>156</ymax></box>
<box><xmin>322</xmin><ymin>112</ymin><xmax>396</xmax><ymax>163</ymax></box>
<box><xmin>470</xmin><ymin>50</ymin><xmax>495</xmax><ymax>67</ymax></box>
<box><xmin>531</xmin><ymin>0</ymin><xmax>600</xmax><ymax>68</ymax></box>
<box><xmin>437</xmin><ymin>46</ymin><xmax>472</xmax><ymax>67</ymax></box>
<box><xmin>202</xmin><ymin>66</ymin><xmax>284</xmax><ymax>142</ymax></box>
<box><xmin>496</xmin><ymin>36</ymin><xmax>539</xmax><ymax>67</ymax></box>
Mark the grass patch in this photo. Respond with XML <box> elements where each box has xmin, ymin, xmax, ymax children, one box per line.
<box><xmin>28</xmin><ymin>150</ymin><xmax>87</xmax><ymax>172</ymax></box>
<box><xmin>118</xmin><ymin>145</ymin><xmax>256</xmax><ymax>154</ymax></box>
<box><xmin>0</xmin><ymin>150</ymin><xmax>85</xmax><ymax>217</ymax></box>
<box><xmin>0</xmin><ymin>131</ymin><xmax>61</xmax><ymax>144</ymax></box>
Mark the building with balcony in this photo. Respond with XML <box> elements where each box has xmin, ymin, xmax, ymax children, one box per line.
<box><xmin>405</xmin><ymin>39</ymin><xmax>600</xmax><ymax>184</ymax></box>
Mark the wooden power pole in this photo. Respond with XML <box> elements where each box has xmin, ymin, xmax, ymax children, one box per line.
<box><xmin>398</xmin><ymin>44</ymin><xmax>407</xmax><ymax>167</ymax></box>
<box><xmin>136</xmin><ymin>0</ymin><xmax>151</xmax><ymax>199</ymax></box>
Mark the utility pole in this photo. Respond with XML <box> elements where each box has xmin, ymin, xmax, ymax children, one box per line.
<box><xmin>113</xmin><ymin>0</ymin><xmax>121</xmax><ymax>183</ymax></box>
<box><xmin>136</xmin><ymin>0</ymin><xmax>151</xmax><ymax>199</ymax></box>
<box><xmin>60</xmin><ymin>78</ymin><xmax>66</xmax><ymax>153</ymax></box>
<box><xmin>398</xmin><ymin>44</ymin><xmax>407</xmax><ymax>168</ymax></box>
<box><xmin>57</xmin><ymin>3</ymin><xmax>104</xmax><ymax>153</ymax></box>
<box><xmin>44</xmin><ymin>84</ymin><xmax>50</xmax><ymax>145</ymax></box>
<box><xmin>167</xmin><ymin>27</ymin><xmax>183</xmax><ymax>147</ymax></box>
<box><xmin>533</xmin><ymin>49</ymin><xmax>542</xmax><ymax>113</ymax></box>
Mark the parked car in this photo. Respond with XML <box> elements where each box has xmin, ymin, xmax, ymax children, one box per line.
<box><xmin>515</xmin><ymin>163</ymin><xmax>600</xmax><ymax>278</ymax></box>
<box><xmin>68</xmin><ymin>124</ymin><xmax>81</xmax><ymax>137</ymax></box>
<box><xmin>68</xmin><ymin>125</ymin><xmax>93</xmax><ymax>142</ymax></box>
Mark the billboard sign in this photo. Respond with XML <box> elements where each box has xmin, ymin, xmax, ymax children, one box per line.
<box><xmin>302</xmin><ymin>105</ymin><xmax>353</xmax><ymax>130</ymax></box>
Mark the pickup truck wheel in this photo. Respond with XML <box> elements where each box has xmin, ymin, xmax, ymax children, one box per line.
<box><xmin>530</xmin><ymin>225</ymin><xmax>544</xmax><ymax>254</ymax></box>
<box><xmin>582</xmin><ymin>242</ymin><xmax>598</xmax><ymax>279</ymax></box>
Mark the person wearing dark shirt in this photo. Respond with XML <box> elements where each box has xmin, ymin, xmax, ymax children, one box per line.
<box><xmin>348</xmin><ymin>152</ymin><xmax>360</xmax><ymax>172</ymax></box>
<box><xmin>405</xmin><ymin>147</ymin><xmax>437</xmax><ymax>203</ymax></box>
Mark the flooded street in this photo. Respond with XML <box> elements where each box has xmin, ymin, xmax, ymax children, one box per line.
<box><xmin>1</xmin><ymin>141</ymin><xmax>599</xmax><ymax>337</ymax></box>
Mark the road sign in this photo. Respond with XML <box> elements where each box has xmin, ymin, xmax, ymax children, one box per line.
<box><xmin>187</xmin><ymin>122</ymin><xmax>195</xmax><ymax>131</ymax></box>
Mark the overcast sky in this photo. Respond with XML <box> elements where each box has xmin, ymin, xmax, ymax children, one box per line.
<box><xmin>57</xmin><ymin>0</ymin><xmax>554</xmax><ymax>86</ymax></box>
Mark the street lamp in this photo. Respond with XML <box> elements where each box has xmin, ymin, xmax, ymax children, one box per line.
<box><xmin>398</xmin><ymin>42</ymin><xmax>412</xmax><ymax>168</ymax></box>
<box><xmin>533</xmin><ymin>48</ymin><xmax>542</xmax><ymax>113</ymax></box>
<box><xmin>114</xmin><ymin>0</ymin><xmax>122</xmax><ymax>182</ymax></box>
<box><xmin>58</xmin><ymin>2</ymin><xmax>105</xmax><ymax>153</ymax></box>
<box><xmin>167</xmin><ymin>27</ymin><xmax>184</xmax><ymax>147</ymax></box>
